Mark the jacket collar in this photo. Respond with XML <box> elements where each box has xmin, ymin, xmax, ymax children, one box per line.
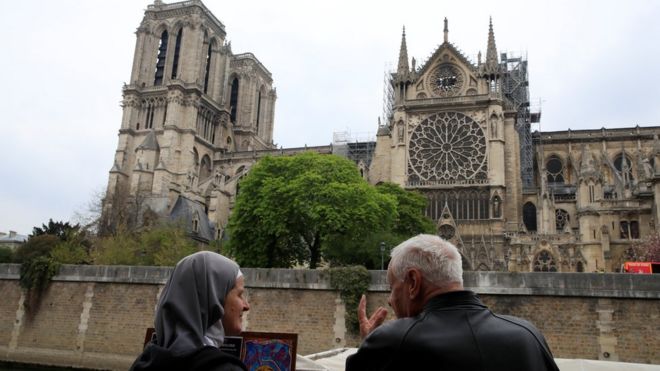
<box><xmin>424</xmin><ymin>290</ymin><xmax>486</xmax><ymax>311</ymax></box>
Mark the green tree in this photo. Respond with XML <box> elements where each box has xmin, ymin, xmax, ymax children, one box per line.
<box><xmin>0</xmin><ymin>246</ymin><xmax>14</xmax><ymax>263</ymax></box>
<box><xmin>31</xmin><ymin>219</ymin><xmax>79</xmax><ymax>241</ymax></box>
<box><xmin>92</xmin><ymin>223</ymin><xmax>200</xmax><ymax>266</ymax></box>
<box><xmin>92</xmin><ymin>230</ymin><xmax>141</xmax><ymax>265</ymax></box>
<box><xmin>375</xmin><ymin>182</ymin><xmax>436</xmax><ymax>236</ymax></box>
<box><xmin>227</xmin><ymin>152</ymin><xmax>397</xmax><ymax>268</ymax></box>
<box><xmin>140</xmin><ymin>223</ymin><xmax>199</xmax><ymax>266</ymax></box>
<box><xmin>325</xmin><ymin>183</ymin><xmax>435</xmax><ymax>268</ymax></box>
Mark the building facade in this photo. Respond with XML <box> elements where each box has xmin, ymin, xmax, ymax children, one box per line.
<box><xmin>103</xmin><ymin>1</ymin><xmax>660</xmax><ymax>272</ymax></box>
<box><xmin>368</xmin><ymin>19</ymin><xmax>660</xmax><ymax>272</ymax></box>
<box><xmin>103</xmin><ymin>0</ymin><xmax>277</xmax><ymax>240</ymax></box>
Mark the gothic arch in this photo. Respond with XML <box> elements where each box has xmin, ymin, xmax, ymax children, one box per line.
<box><xmin>154</xmin><ymin>29</ymin><xmax>169</xmax><ymax>85</ymax></box>
<box><xmin>614</xmin><ymin>152</ymin><xmax>634</xmax><ymax>181</ymax></box>
<box><xmin>229</xmin><ymin>75</ymin><xmax>240</xmax><ymax>123</ymax></box>
<box><xmin>546</xmin><ymin>154</ymin><xmax>565</xmax><ymax>184</ymax></box>
<box><xmin>199</xmin><ymin>154</ymin><xmax>212</xmax><ymax>182</ymax></box>
<box><xmin>522</xmin><ymin>202</ymin><xmax>537</xmax><ymax>231</ymax></box>
<box><xmin>555</xmin><ymin>209</ymin><xmax>570</xmax><ymax>232</ymax></box>
<box><xmin>170</xmin><ymin>27</ymin><xmax>184</xmax><ymax>79</ymax></box>
<box><xmin>533</xmin><ymin>250</ymin><xmax>557</xmax><ymax>272</ymax></box>
<box><xmin>192</xmin><ymin>147</ymin><xmax>200</xmax><ymax>169</ymax></box>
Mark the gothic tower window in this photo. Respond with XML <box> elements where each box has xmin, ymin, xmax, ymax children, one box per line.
<box><xmin>203</xmin><ymin>39</ymin><xmax>214</xmax><ymax>94</ymax></box>
<box><xmin>256</xmin><ymin>89</ymin><xmax>262</xmax><ymax>131</ymax></box>
<box><xmin>576</xmin><ymin>261</ymin><xmax>584</xmax><ymax>272</ymax></box>
<box><xmin>154</xmin><ymin>30</ymin><xmax>169</xmax><ymax>85</ymax></box>
<box><xmin>614</xmin><ymin>153</ymin><xmax>634</xmax><ymax>182</ymax></box>
<box><xmin>556</xmin><ymin>209</ymin><xmax>570</xmax><ymax>232</ymax></box>
<box><xmin>171</xmin><ymin>28</ymin><xmax>183</xmax><ymax>79</ymax></box>
<box><xmin>533</xmin><ymin>250</ymin><xmax>557</xmax><ymax>272</ymax></box>
<box><xmin>546</xmin><ymin>155</ymin><xmax>564</xmax><ymax>184</ymax></box>
<box><xmin>523</xmin><ymin>202</ymin><xmax>537</xmax><ymax>231</ymax></box>
<box><xmin>230</xmin><ymin>78</ymin><xmax>239</xmax><ymax>123</ymax></box>
<box><xmin>144</xmin><ymin>101</ymin><xmax>155</xmax><ymax>129</ymax></box>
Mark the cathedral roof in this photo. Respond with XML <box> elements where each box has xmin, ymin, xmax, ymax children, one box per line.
<box><xmin>169</xmin><ymin>196</ymin><xmax>215</xmax><ymax>242</ymax></box>
<box><xmin>136</xmin><ymin>130</ymin><xmax>160</xmax><ymax>151</ymax></box>
<box><xmin>416</xmin><ymin>41</ymin><xmax>476</xmax><ymax>78</ymax></box>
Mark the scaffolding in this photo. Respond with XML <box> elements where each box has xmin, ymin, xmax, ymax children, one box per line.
<box><xmin>501</xmin><ymin>52</ymin><xmax>541</xmax><ymax>190</ymax></box>
<box><xmin>332</xmin><ymin>130</ymin><xmax>377</xmax><ymax>167</ymax></box>
<box><xmin>381</xmin><ymin>64</ymin><xmax>395</xmax><ymax>127</ymax></box>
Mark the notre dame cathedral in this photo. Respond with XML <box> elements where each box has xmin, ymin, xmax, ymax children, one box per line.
<box><xmin>103</xmin><ymin>0</ymin><xmax>660</xmax><ymax>273</ymax></box>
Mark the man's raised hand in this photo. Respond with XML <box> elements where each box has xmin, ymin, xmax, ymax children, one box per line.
<box><xmin>357</xmin><ymin>294</ymin><xmax>388</xmax><ymax>340</ymax></box>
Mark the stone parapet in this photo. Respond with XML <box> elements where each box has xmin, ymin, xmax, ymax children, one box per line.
<box><xmin>2</xmin><ymin>264</ymin><xmax>658</xmax><ymax>299</ymax></box>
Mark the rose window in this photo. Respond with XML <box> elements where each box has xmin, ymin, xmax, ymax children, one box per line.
<box><xmin>408</xmin><ymin>112</ymin><xmax>487</xmax><ymax>182</ymax></box>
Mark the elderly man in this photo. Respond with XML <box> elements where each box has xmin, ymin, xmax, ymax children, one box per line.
<box><xmin>345</xmin><ymin>234</ymin><xmax>559</xmax><ymax>371</ymax></box>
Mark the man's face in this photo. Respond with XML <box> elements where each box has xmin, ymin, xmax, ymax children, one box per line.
<box><xmin>222</xmin><ymin>276</ymin><xmax>250</xmax><ymax>336</ymax></box>
<box><xmin>387</xmin><ymin>267</ymin><xmax>410</xmax><ymax>319</ymax></box>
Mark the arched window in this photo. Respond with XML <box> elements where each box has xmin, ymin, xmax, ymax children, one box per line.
<box><xmin>154</xmin><ymin>30</ymin><xmax>168</xmax><ymax>85</ymax></box>
<box><xmin>203</xmin><ymin>39</ymin><xmax>214</xmax><ymax>94</ymax></box>
<box><xmin>523</xmin><ymin>202</ymin><xmax>537</xmax><ymax>231</ymax></box>
<box><xmin>556</xmin><ymin>209</ymin><xmax>570</xmax><ymax>232</ymax></box>
<box><xmin>533</xmin><ymin>250</ymin><xmax>557</xmax><ymax>272</ymax></box>
<box><xmin>576</xmin><ymin>261</ymin><xmax>584</xmax><ymax>272</ymax></box>
<box><xmin>614</xmin><ymin>153</ymin><xmax>634</xmax><ymax>182</ymax></box>
<box><xmin>171</xmin><ymin>28</ymin><xmax>183</xmax><ymax>79</ymax></box>
<box><xmin>199</xmin><ymin>155</ymin><xmax>212</xmax><ymax>181</ymax></box>
<box><xmin>256</xmin><ymin>89</ymin><xmax>263</xmax><ymax>131</ymax></box>
<box><xmin>546</xmin><ymin>155</ymin><xmax>564</xmax><ymax>184</ymax></box>
<box><xmin>192</xmin><ymin>212</ymin><xmax>200</xmax><ymax>233</ymax></box>
<box><xmin>192</xmin><ymin>148</ymin><xmax>199</xmax><ymax>169</ymax></box>
<box><xmin>230</xmin><ymin>78</ymin><xmax>239</xmax><ymax>123</ymax></box>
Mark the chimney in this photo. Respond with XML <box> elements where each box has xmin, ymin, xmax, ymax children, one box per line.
<box><xmin>9</xmin><ymin>231</ymin><xmax>17</xmax><ymax>238</ymax></box>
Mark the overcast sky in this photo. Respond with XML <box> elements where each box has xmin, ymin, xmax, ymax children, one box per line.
<box><xmin>1</xmin><ymin>0</ymin><xmax>659</xmax><ymax>235</ymax></box>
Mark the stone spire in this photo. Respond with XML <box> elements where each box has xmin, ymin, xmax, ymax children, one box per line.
<box><xmin>443</xmin><ymin>18</ymin><xmax>449</xmax><ymax>43</ymax></box>
<box><xmin>397</xmin><ymin>26</ymin><xmax>409</xmax><ymax>74</ymax></box>
<box><xmin>485</xmin><ymin>17</ymin><xmax>499</xmax><ymax>70</ymax></box>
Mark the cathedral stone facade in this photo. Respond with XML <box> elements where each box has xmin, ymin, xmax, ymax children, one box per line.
<box><xmin>104</xmin><ymin>1</ymin><xmax>660</xmax><ymax>272</ymax></box>
<box><xmin>368</xmin><ymin>19</ymin><xmax>660</xmax><ymax>273</ymax></box>
<box><xmin>103</xmin><ymin>0</ymin><xmax>276</xmax><ymax>241</ymax></box>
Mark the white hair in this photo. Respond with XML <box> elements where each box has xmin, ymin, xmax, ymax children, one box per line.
<box><xmin>389</xmin><ymin>234</ymin><xmax>463</xmax><ymax>287</ymax></box>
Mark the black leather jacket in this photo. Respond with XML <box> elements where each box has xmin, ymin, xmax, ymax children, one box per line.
<box><xmin>346</xmin><ymin>291</ymin><xmax>559</xmax><ymax>371</ymax></box>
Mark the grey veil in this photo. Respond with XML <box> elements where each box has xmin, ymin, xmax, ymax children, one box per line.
<box><xmin>154</xmin><ymin>251</ymin><xmax>241</xmax><ymax>355</ymax></box>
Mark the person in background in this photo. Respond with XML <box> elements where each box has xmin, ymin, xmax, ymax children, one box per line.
<box><xmin>130</xmin><ymin>251</ymin><xmax>250</xmax><ymax>371</ymax></box>
<box><xmin>346</xmin><ymin>234</ymin><xmax>559</xmax><ymax>371</ymax></box>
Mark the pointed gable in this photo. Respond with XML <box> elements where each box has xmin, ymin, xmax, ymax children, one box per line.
<box><xmin>410</xmin><ymin>19</ymin><xmax>478</xmax><ymax>99</ymax></box>
<box><xmin>136</xmin><ymin>129</ymin><xmax>160</xmax><ymax>151</ymax></box>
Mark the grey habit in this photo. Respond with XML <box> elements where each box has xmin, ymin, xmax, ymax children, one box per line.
<box><xmin>155</xmin><ymin>251</ymin><xmax>241</xmax><ymax>355</ymax></box>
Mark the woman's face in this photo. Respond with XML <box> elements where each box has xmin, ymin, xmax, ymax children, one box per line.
<box><xmin>222</xmin><ymin>276</ymin><xmax>250</xmax><ymax>336</ymax></box>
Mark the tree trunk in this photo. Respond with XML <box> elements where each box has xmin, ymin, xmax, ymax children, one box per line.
<box><xmin>309</xmin><ymin>232</ymin><xmax>321</xmax><ymax>269</ymax></box>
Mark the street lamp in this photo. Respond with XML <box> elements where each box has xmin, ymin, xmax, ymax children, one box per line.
<box><xmin>380</xmin><ymin>242</ymin><xmax>386</xmax><ymax>270</ymax></box>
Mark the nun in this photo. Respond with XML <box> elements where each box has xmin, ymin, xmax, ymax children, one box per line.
<box><xmin>130</xmin><ymin>251</ymin><xmax>250</xmax><ymax>371</ymax></box>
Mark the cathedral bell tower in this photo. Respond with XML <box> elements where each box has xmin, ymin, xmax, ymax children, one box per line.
<box><xmin>102</xmin><ymin>0</ymin><xmax>276</xmax><ymax>237</ymax></box>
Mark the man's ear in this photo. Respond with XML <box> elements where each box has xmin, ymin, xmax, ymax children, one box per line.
<box><xmin>406</xmin><ymin>268</ymin><xmax>423</xmax><ymax>299</ymax></box>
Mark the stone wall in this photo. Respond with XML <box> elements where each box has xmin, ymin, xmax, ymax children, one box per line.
<box><xmin>0</xmin><ymin>264</ymin><xmax>658</xmax><ymax>370</ymax></box>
